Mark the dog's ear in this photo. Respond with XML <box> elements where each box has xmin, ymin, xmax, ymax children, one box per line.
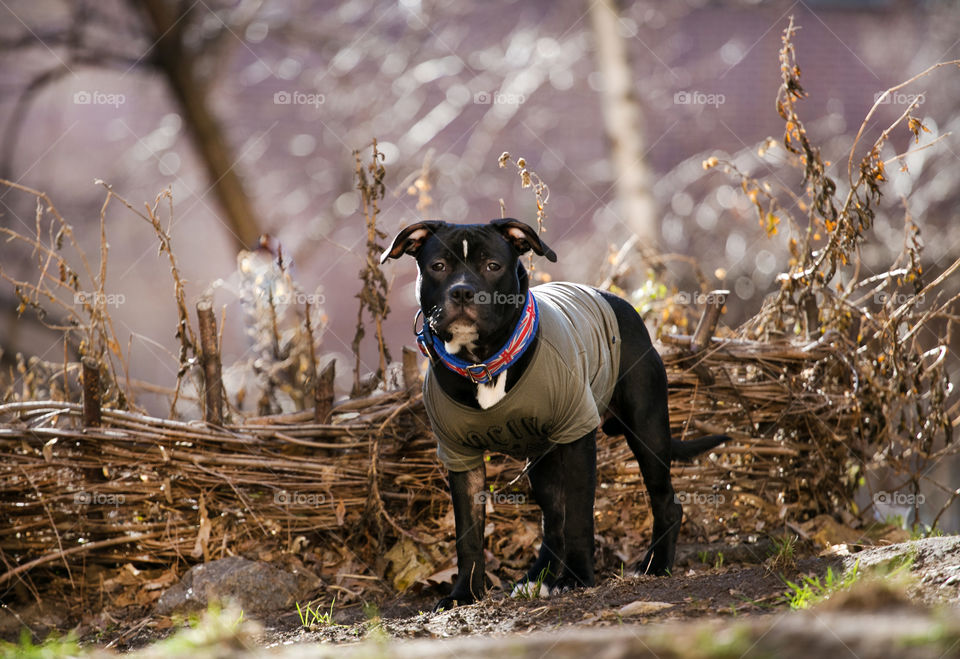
<box><xmin>380</xmin><ymin>221</ymin><xmax>445</xmax><ymax>264</ymax></box>
<box><xmin>489</xmin><ymin>218</ymin><xmax>557</xmax><ymax>262</ymax></box>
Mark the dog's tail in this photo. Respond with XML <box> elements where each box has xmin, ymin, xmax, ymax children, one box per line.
<box><xmin>671</xmin><ymin>434</ymin><xmax>729</xmax><ymax>461</ymax></box>
<box><xmin>601</xmin><ymin>418</ymin><xmax>728</xmax><ymax>460</ymax></box>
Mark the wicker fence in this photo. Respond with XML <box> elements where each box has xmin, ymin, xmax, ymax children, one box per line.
<box><xmin>0</xmin><ymin>331</ymin><xmax>861</xmax><ymax>594</ymax></box>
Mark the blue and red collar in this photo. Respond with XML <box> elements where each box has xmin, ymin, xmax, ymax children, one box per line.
<box><xmin>416</xmin><ymin>291</ymin><xmax>539</xmax><ymax>385</ymax></box>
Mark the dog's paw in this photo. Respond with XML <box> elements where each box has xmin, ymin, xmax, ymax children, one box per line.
<box><xmin>550</xmin><ymin>574</ymin><xmax>592</xmax><ymax>594</ymax></box>
<box><xmin>433</xmin><ymin>593</ymin><xmax>475</xmax><ymax>612</ymax></box>
<box><xmin>510</xmin><ymin>580</ymin><xmax>552</xmax><ymax>599</ymax></box>
<box><xmin>635</xmin><ymin>548</ymin><xmax>672</xmax><ymax>577</ymax></box>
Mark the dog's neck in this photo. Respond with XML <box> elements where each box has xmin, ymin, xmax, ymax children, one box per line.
<box><xmin>422</xmin><ymin>274</ymin><xmax>536</xmax><ymax>409</ymax></box>
<box><xmin>420</xmin><ymin>290</ymin><xmax>537</xmax><ymax>384</ymax></box>
<box><xmin>430</xmin><ymin>332</ymin><xmax>539</xmax><ymax>410</ymax></box>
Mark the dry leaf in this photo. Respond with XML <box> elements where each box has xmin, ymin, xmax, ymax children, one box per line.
<box><xmin>191</xmin><ymin>495</ymin><xmax>211</xmax><ymax>560</ymax></box>
<box><xmin>618</xmin><ymin>600</ymin><xmax>674</xmax><ymax>616</ymax></box>
<box><xmin>42</xmin><ymin>438</ymin><xmax>57</xmax><ymax>462</ymax></box>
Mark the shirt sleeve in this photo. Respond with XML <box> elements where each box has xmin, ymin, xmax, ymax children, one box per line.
<box><xmin>424</xmin><ymin>372</ymin><xmax>486</xmax><ymax>472</ymax></box>
<box><xmin>436</xmin><ymin>437</ymin><xmax>485</xmax><ymax>472</ymax></box>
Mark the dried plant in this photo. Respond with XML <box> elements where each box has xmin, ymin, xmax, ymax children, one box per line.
<box><xmin>351</xmin><ymin>139</ymin><xmax>392</xmax><ymax>396</ymax></box>
<box><xmin>0</xmin><ymin>180</ymin><xmax>327</xmax><ymax>420</ymax></box>
<box><xmin>704</xmin><ymin>16</ymin><xmax>960</xmax><ymax>525</ymax></box>
<box><xmin>400</xmin><ymin>147</ymin><xmax>435</xmax><ymax>213</ymax></box>
<box><xmin>97</xmin><ymin>181</ymin><xmax>198</xmax><ymax>414</ymax></box>
<box><xmin>0</xmin><ymin>179</ymin><xmax>182</xmax><ymax>410</ymax></box>
<box><xmin>498</xmin><ymin>151</ymin><xmax>550</xmax><ymax>275</ymax></box>
<box><xmin>229</xmin><ymin>237</ymin><xmax>326</xmax><ymax>415</ymax></box>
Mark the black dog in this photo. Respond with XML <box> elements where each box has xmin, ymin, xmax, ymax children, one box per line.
<box><xmin>381</xmin><ymin>218</ymin><xmax>727</xmax><ymax>610</ymax></box>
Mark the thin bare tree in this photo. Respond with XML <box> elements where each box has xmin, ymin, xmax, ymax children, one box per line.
<box><xmin>588</xmin><ymin>0</ymin><xmax>659</xmax><ymax>263</ymax></box>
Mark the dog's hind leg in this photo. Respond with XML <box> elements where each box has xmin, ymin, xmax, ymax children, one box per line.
<box><xmin>599</xmin><ymin>291</ymin><xmax>682</xmax><ymax>577</ymax></box>
<box><xmin>624</xmin><ymin>400</ymin><xmax>682</xmax><ymax>577</ymax></box>
<box><xmin>611</xmin><ymin>360</ymin><xmax>682</xmax><ymax>576</ymax></box>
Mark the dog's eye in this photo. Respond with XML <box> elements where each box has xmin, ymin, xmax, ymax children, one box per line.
<box><xmin>430</xmin><ymin>261</ymin><xmax>446</xmax><ymax>272</ymax></box>
<box><xmin>486</xmin><ymin>262</ymin><xmax>501</xmax><ymax>272</ymax></box>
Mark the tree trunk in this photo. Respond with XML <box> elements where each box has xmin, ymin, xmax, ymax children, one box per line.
<box><xmin>588</xmin><ymin>0</ymin><xmax>659</xmax><ymax>261</ymax></box>
<box><xmin>138</xmin><ymin>0</ymin><xmax>261</xmax><ymax>251</ymax></box>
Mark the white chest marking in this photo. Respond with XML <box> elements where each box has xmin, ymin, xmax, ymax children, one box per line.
<box><xmin>476</xmin><ymin>370</ymin><xmax>508</xmax><ymax>409</ymax></box>
<box><xmin>443</xmin><ymin>321</ymin><xmax>479</xmax><ymax>356</ymax></box>
<box><xmin>462</xmin><ymin>239</ymin><xmax>469</xmax><ymax>259</ymax></box>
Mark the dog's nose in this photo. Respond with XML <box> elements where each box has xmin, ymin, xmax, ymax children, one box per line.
<box><xmin>448</xmin><ymin>283</ymin><xmax>475</xmax><ymax>306</ymax></box>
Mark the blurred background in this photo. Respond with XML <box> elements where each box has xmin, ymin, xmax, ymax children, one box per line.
<box><xmin>1</xmin><ymin>0</ymin><xmax>959</xmax><ymax>412</ymax></box>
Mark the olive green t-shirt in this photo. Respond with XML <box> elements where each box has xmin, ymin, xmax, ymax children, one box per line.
<box><xmin>423</xmin><ymin>282</ymin><xmax>621</xmax><ymax>472</ymax></box>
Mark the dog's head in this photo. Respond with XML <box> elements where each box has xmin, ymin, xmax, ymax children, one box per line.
<box><xmin>380</xmin><ymin>219</ymin><xmax>556</xmax><ymax>359</ymax></box>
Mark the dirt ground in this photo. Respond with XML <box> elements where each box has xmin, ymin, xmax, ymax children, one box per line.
<box><xmin>261</xmin><ymin>555</ymin><xmax>807</xmax><ymax>646</ymax></box>
<box><xmin>7</xmin><ymin>535</ymin><xmax>960</xmax><ymax>657</ymax></box>
<box><xmin>248</xmin><ymin>536</ymin><xmax>960</xmax><ymax>657</ymax></box>
<box><xmin>247</xmin><ymin>535</ymin><xmax>960</xmax><ymax>645</ymax></box>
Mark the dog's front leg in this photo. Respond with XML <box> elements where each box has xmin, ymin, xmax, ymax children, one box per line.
<box><xmin>554</xmin><ymin>430</ymin><xmax>597</xmax><ymax>592</ymax></box>
<box><xmin>519</xmin><ymin>430</ymin><xmax>597</xmax><ymax>595</ymax></box>
<box><xmin>434</xmin><ymin>464</ymin><xmax>486</xmax><ymax>611</ymax></box>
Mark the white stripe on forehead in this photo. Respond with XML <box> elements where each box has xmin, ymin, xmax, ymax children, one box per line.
<box><xmin>462</xmin><ymin>239</ymin><xmax>468</xmax><ymax>259</ymax></box>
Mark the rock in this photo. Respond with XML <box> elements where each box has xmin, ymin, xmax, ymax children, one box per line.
<box><xmin>840</xmin><ymin>536</ymin><xmax>960</xmax><ymax>574</ymax></box>
<box><xmin>0</xmin><ymin>601</ymin><xmax>69</xmax><ymax>642</ymax></box>
<box><xmin>156</xmin><ymin>556</ymin><xmax>320</xmax><ymax>615</ymax></box>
